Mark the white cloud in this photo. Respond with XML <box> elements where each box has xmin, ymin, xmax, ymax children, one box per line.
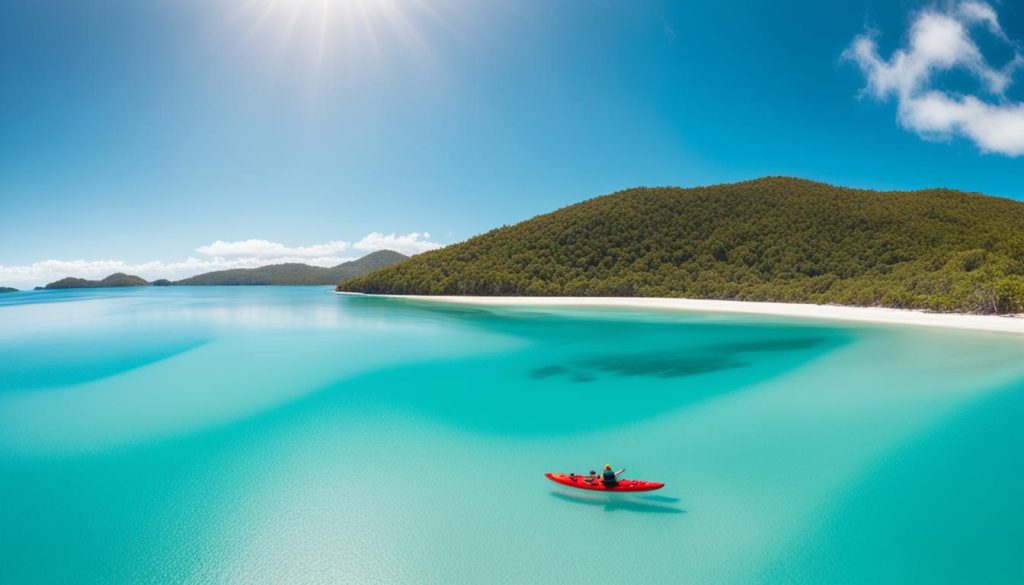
<box><xmin>353</xmin><ymin>232</ymin><xmax>443</xmax><ymax>255</ymax></box>
<box><xmin>195</xmin><ymin>239</ymin><xmax>350</xmax><ymax>258</ymax></box>
<box><xmin>844</xmin><ymin>1</ymin><xmax>1024</xmax><ymax>156</ymax></box>
<box><xmin>0</xmin><ymin>232</ymin><xmax>444</xmax><ymax>288</ymax></box>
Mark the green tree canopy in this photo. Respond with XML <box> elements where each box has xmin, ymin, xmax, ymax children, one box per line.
<box><xmin>340</xmin><ymin>177</ymin><xmax>1024</xmax><ymax>314</ymax></box>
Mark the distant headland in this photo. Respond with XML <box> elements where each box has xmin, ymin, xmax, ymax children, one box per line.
<box><xmin>174</xmin><ymin>250</ymin><xmax>406</xmax><ymax>286</ymax></box>
<box><xmin>33</xmin><ymin>250</ymin><xmax>408</xmax><ymax>290</ymax></box>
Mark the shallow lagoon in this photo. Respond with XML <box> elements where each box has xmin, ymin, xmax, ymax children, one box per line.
<box><xmin>1</xmin><ymin>287</ymin><xmax>1023</xmax><ymax>584</ymax></box>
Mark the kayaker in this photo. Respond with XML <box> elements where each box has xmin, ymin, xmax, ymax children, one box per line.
<box><xmin>585</xmin><ymin>470</ymin><xmax>599</xmax><ymax>484</ymax></box>
<box><xmin>601</xmin><ymin>464</ymin><xmax>619</xmax><ymax>488</ymax></box>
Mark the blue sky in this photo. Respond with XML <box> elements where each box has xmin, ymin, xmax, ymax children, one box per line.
<box><xmin>2</xmin><ymin>0</ymin><xmax>1023</xmax><ymax>286</ymax></box>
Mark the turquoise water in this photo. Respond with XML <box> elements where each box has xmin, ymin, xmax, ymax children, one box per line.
<box><xmin>2</xmin><ymin>287</ymin><xmax>1024</xmax><ymax>584</ymax></box>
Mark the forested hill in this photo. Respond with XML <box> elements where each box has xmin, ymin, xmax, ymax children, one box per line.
<box><xmin>338</xmin><ymin>177</ymin><xmax>1024</xmax><ymax>314</ymax></box>
<box><xmin>174</xmin><ymin>250</ymin><xmax>407</xmax><ymax>285</ymax></box>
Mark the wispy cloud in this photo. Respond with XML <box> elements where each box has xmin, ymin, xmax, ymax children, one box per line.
<box><xmin>844</xmin><ymin>1</ymin><xmax>1024</xmax><ymax>156</ymax></box>
<box><xmin>0</xmin><ymin>232</ymin><xmax>444</xmax><ymax>288</ymax></box>
<box><xmin>662</xmin><ymin>19</ymin><xmax>677</xmax><ymax>43</ymax></box>
<box><xmin>353</xmin><ymin>232</ymin><xmax>442</xmax><ymax>255</ymax></box>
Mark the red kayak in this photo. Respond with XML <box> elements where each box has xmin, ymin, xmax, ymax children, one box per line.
<box><xmin>545</xmin><ymin>472</ymin><xmax>664</xmax><ymax>492</ymax></box>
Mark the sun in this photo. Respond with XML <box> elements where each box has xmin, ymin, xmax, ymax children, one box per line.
<box><xmin>232</xmin><ymin>0</ymin><xmax>446</xmax><ymax>82</ymax></box>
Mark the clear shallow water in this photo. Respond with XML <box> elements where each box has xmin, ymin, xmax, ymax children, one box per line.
<box><xmin>1</xmin><ymin>287</ymin><xmax>1023</xmax><ymax>584</ymax></box>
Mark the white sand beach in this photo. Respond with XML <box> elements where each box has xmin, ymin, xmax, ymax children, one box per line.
<box><xmin>355</xmin><ymin>294</ymin><xmax>1024</xmax><ymax>335</ymax></box>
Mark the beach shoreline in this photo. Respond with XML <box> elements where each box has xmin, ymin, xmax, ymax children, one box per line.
<box><xmin>339</xmin><ymin>293</ymin><xmax>1024</xmax><ymax>334</ymax></box>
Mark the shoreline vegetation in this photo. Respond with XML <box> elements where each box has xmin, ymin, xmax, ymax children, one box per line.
<box><xmin>346</xmin><ymin>293</ymin><xmax>1024</xmax><ymax>335</ymax></box>
<box><xmin>339</xmin><ymin>177</ymin><xmax>1024</xmax><ymax>315</ymax></box>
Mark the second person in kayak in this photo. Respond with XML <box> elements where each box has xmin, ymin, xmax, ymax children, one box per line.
<box><xmin>602</xmin><ymin>464</ymin><xmax>619</xmax><ymax>488</ymax></box>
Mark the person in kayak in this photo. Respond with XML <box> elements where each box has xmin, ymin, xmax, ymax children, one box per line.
<box><xmin>601</xmin><ymin>464</ymin><xmax>619</xmax><ymax>488</ymax></box>
<box><xmin>568</xmin><ymin>471</ymin><xmax>600</xmax><ymax>484</ymax></box>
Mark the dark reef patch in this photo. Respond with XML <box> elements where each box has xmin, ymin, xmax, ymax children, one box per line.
<box><xmin>530</xmin><ymin>365</ymin><xmax>570</xmax><ymax>379</ymax></box>
<box><xmin>527</xmin><ymin>336</ymin><xmax>831</xmax><ymax>383</ymax></box>
<box><xmin>583</xmin><ymin>354</ymin><xmax>746</xmax><ymax>379</ymax></box>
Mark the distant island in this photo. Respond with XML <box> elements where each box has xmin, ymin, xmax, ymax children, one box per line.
<box><xmin>0</xmin><ymin>287</ymin><xmax>18</xmax><ymax>293</ymax></box>
<box><xmin>39</xmin><ymin>273</ymin><xmax>149</xmax><ymax>290</ymax></box>
<box><xmin>175</xmin><ymin>250</ymin><xmax>407</xmax><ymax>285</ymax></box>
<box><xmin>36</xmin><ymin>250</ymin><xmax>408</xmax><ymax>289</ymax></box>
<box><xmin>339</xmin><ymin>177</ymin><xmax>1024</xmax><ymax>315</ymax></box>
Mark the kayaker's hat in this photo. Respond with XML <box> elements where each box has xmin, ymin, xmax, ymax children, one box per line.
<box><xmin>604</xmin><ymin>464</ymin><xmax>612</xmax><ymax>471</ymax></box>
